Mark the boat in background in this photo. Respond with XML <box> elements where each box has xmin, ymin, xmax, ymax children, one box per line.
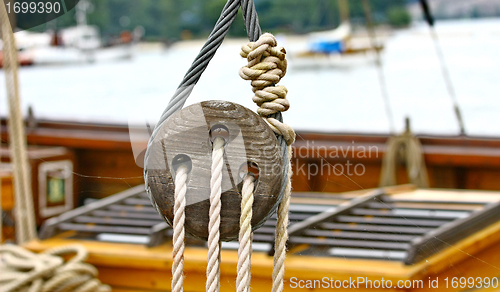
<box><xmin>19</xmin><ymin>25</ymin><xmax>137</xmax><ymax>65</ymax></box>
<box><xmin>307</xmin><ymin>21</ymin><xmax>351</xmax><ymax>55</ymax></box>
<box><xmin>289</xmin><ymin>0</ymin><xmax>384</xmax><ymax>69</ymax></box>
<box><xmin>0</xmin><ymin>50</ymin><xmax>34</xmax><ymax>67</ymax></box>
<box><xmin>5</xmin><ymin>0</ymin><xmax>141</xmax><ymax>66</ymax></box>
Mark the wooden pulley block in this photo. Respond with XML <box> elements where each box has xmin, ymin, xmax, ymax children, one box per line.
<box><xmin>146</xmin><ymin>100</ymin><xmax>284</xmax><ymax>241</ymax></box>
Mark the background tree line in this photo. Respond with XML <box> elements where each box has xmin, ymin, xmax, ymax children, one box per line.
<box><xmin>27</xmin><ymin>0</ymin><xmax>411</xmax><ymax>41</ymax></box>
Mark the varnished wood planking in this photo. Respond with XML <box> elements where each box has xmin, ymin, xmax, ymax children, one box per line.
<box><xmin>465</xmin><ymin>170</ymin><xmax>500</xmax><ymax>191</ymax></box>
<box><xmin>1</xmin><ymin>171</ymin><xmax>15</xmax><ymax>243</ymax></box>
<box><xmin>318</xmin><ymin>164</ymin><xmax>382</xmax><ymax>193</ymax></box>
<box><xmin>1</xmin><ymin>146</ymin><xmax>77</xmax><ymax>224</ymax></box>
<box><xmin>4</xmin><ymin>119</ymin><xmax>500</xmax><ymax>199</ymax></box>
<box><xmin>112</xmin><ymin>289</ymin><xmax>165</xmax><ymax>292</ymax></box>
<box><xmin>75</xmin><ymin>149</ymin><xmax>143</xmax><ymax>199</ymax></box>
<box><xmin>1</xmin><ymin>175</ymin><xmax>13</xmax><ymax>211</ymax></box>
<box><xmin>409</xmin><ymin>221</ymin><xmax>500</xmax><ymax>292</ymax></box>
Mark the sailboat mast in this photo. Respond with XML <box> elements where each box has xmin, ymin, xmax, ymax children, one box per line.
<box><xmin>76</xmin><ymin>0</ymin><xmax>90</xmax><ymax>27</ymax></box>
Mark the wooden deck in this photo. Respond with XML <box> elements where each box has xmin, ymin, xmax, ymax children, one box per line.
<box><xmin>26</xmin><ymin>186</ymin><xmax>500</xmax><ymax>291</ymax></box>
<box><xmin>26</xmin><ymin>216</ymin><xmax>500</xmax><ymax>291</ymax></box>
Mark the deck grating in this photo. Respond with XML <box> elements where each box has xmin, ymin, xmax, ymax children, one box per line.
<box><xmin>39</xmin><ymin>186</ymin><xmax>499</xmax><ymax>264</ymax></box>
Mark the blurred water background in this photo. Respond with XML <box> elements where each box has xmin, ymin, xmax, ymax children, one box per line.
<box><xmin>1</xmin><ymin>18</ymin><xmax>499</xmax><ymax>136</ymax></box>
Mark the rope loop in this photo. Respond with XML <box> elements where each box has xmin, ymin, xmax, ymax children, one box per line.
<box><xmin>0</xmin><ymin>244</ymin><xmax>110</xmax><ymax>292</ymax></box>
<box><xmin>240</xmin><ymin>33</ymin><xmax>295</xmax><ymax>145</ymax></box>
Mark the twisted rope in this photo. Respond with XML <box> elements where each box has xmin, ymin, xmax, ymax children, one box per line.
<box><xmin>0</xmin><ymin>244</ymin><xmax>110</xmax><ymax>292</ymax></box>
<box><xmin>240</xmin><ymin>33</ymin><xmax>295</xmax><ymax>292</ymax></box>
<box><xmin>172</xmin><ymin>165</ymin><xmax>188</xmax><ymax>292</ymax></box>
<box><xmin>143</xmin><ymin>0</ymin><xmax>282</xmax><ymax>178</ymax></box>
<box><xmin>240</xmin><ymin>33</ymin><xmax>295</xmax><ymax>146</ymax></box>
<box><xmin>207</xmin><ymin>137</ymin><xmax>225</xmax><ymax>292</ymax></box>
<box><xmin>379</xmin><ymin>128</ymin><xmax>429</xmax><ymax>188</ymax></box>
<box><xmin>145</xmin><ymin>0</ymin><xmax>289</xmax><ymax>220</ymax></box>
<box><xmin>237</xmin><ymin>175</ymin><xmax>255</xmax><ymax>292</ymax></box>
<box><xmin>142</xmin><ymin>1</ymin><xmax>293</xmax><ymax>291</ymax></box>
<box><xmin>272</xmin><ymin>146</ymin><xmax>292</xmax><ymax>292</ymax></box>
<box><xmin>0</xmin><ymin>0</ymin><xmax>37</xmax><ymax>244</ymax></box>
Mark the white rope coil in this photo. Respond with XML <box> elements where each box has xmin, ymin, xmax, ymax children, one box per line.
<box><xmin>0</xmin><ymin>244</ymin><xmax>110</xmax><ymax>292</ymax></box>
<box><xmin>207</xmin><ymin>137</ymin><xmax>225</xmax><ymax>292</ymax></box>
<box><xmin>172</xmin><ymin>164</ymin><xmax>188</xmax><ymax>292</ymax></box>
<box><xmin>237</xmin><ymin>175</ymin><xmax>255</xmax><ymax>292</ymax></box>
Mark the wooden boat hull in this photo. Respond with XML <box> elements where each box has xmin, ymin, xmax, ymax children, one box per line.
<box><xmin>3</xmin><ymin>118</ymin><xmax>500</xmax><ymax>200</ymax></box>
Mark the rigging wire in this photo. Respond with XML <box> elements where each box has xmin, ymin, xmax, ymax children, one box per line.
<box><xmin>361</xmin><ymin>0</ymin><xmax>396</xmax><ymax>134</ymax></box>
<box><xmin>420</xmin><ymin>0</ymin><xmax>466</xmax><ymax>135</ymax></box>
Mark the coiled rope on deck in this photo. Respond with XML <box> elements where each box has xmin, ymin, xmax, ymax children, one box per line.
<box><xmin>0</xmin><ymin>245</ymin><xmax>110</xmax><ymax>292</ymax></box>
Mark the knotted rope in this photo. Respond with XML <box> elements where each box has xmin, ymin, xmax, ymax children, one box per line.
<box><xmin>143</xmin><ymin>1</ymin><xmax>294</xmax><ymax>291</ymax></box>
<box><xmin>172</xmin><ymin>164</ymin><xmax>188</xmax><ymax>292</ymax></box>
<box><xmin>239</xmin><ymin>32</ymin><xmax>295</xmax><ymax>292</ymax></box>
<box><xmin>0</xmin><ymin>244</ymin><xmax>110</xmax><ymax>292</ymax></box>
<box><xmin>240</xmin><ymin>33</ymin><xmax>295</xmax><ymax>146</ymax></box>
<box><xmin>207</xmin><ymin>137</ymin><xmax>225</xmax><ymax>292</ymax></box>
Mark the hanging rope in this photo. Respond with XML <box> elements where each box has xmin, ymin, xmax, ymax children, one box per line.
<box><xmin>419</xmin><ymin>0</ymin><xmax>466</xmax><ymax>135</ymax></box>
<box><xmin>143</xmin><ymin>1</ymin><xmax>293</xmax><ymax>291</ymax></box>
<box><xmin>143</xmin><ymin>0</ymin><xmax>271</xmax><ymax>160</ymax></box>
<box><xmin>239</xmin><ymin>33</ymin><xmax>294</xmax><ymax>145</ymax></box>
<box><xmin>361</xmin><ymin>0</ymin><xmax>396</xmax><ymax>134</ymax></box>
<box><xmin>0</xmin><ymin>0</ymin><xmax>37</xmax><ymax>244</ymax></box>
<box><xmin>172</xmin><ymin>164</ymin><xmax>188</xmax><ymax>292</ymax></box>
<box><xmin>379</xmin><ymin>119</ymin><xmax>429</xmax><ymax>188</ymax></box>
<box><xmin>239</xmin><ymin>32</ymin><xmax>295</xmax><ymax>292</ymax></box>
<box><xmin>0</xmin><ymin>244</ymin><xmax>111</xmax><ymax>292</ymax></box>
<box><xmin>207</xmin><ymin>137</ymin><xmax>225</xmax><ymax>292</ymax></box>
<box><xmin>237</xmin><ymin>175</ymin><xmax>255</xmax><ymax>292</ymax></box>
<box><xmin>272</xmin><ymin>146</ymin><xmax>292</xmax><ymax>292</ymax></box>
